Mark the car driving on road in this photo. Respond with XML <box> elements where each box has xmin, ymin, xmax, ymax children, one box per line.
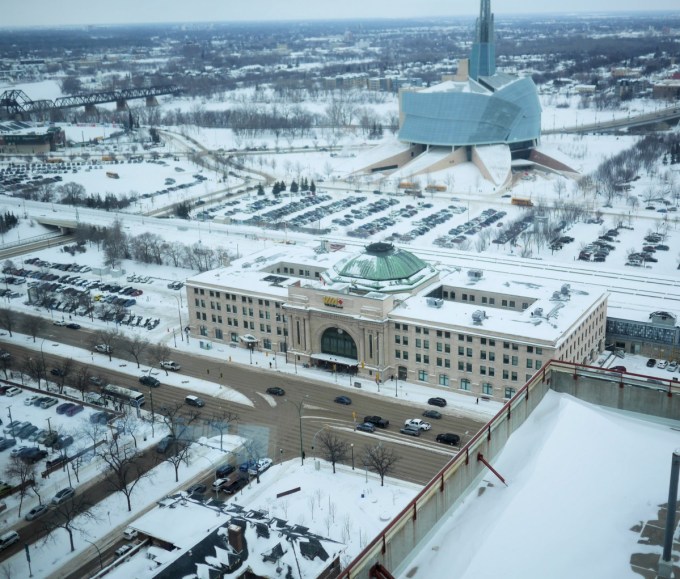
<box><xmin>356</xmin><ymin>422</ymin><xmax>376</xmax><ymax>433</ymax></box>
<box><xmin>404</xmin><ymin>418</ymin><xmax>431</xmax><ymax>431</ymax></box>
<box><xmin>400</xmin><ymin>425</ymin><xmax>421</xmax><ymax>437</ymax></box>
<box><xmin>435</xmin><ymin>433</ymin><xmax>461</xmax><ymax>446</ymax></box>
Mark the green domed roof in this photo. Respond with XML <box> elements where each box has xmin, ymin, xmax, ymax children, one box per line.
<box><xmin>337</xmin><ymin>242</ymin><xmax>428</xmax><ymax>282</ymax></box>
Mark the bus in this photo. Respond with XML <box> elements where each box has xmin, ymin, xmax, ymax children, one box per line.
<box><xmin>102</xmin><ymin>384</ymin><xmax>145</xmax><ymax>408</ymax></box>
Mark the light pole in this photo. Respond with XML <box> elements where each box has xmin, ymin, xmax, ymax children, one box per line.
<box><xmin>83</xmin><ymin>537</ymin><xmax>104</xmax><ymax>570</ymax></box>
<box><xmin>351</xmin><ymin>443</ymin><xmax>354</xmax><ymax>470</ymax></box>
<box><xmin>286</xmin><ymin>397</ymin><xmax>307</xmax><ymax>465</ymax></box>
<box><xmin>6</xmin><ymin>406</ymin><xmax>14</xmax><ymax>440</ymax></box>
<box><xmin>172</xmin><ymin>295</ymin><xmax>184</xmax><ymax>342</ymax></box>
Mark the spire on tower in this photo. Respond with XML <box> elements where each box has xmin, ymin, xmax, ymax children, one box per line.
<box><xmin>469</xmin><ymin>0</ymin><xmax>496</xmax><ymax>81</ymax></box>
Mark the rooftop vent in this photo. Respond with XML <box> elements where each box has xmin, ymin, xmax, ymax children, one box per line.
<box><xmin>472</xmin><ymin>310</ymin><xmax>487</xmax><ymax>324</ymax></box>
<box><xmin>560</xmin><ymin>283</ymin><xmax>571</xmax><ymax>296</ymax></box>
<box><xmin>551</xmin><ymin>291</ymin><xmax>563</xmax><ymax>301</ymax></box>
<box><xmin>426</xmin><ymin>297</ymin><xmax>443</xmax><ymax>308</ymax></box>
<box><xmin>468</xmin><ymin>269</ymin><xmax>483</xmax><ymax>280</ymax></box>
<box><xmin>531</xmin><ymin>307</ymin><xmax>543</xmax><ymax>318</ymax></box>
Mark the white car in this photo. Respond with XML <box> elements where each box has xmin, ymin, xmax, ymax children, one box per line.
<box><xmin>404</xmin><ymin>418</ymin><xmax>432</xmax><ymax>431</ymax></box>
<box><xmin>53</xmin><ymin>320</ymin><xmax>67</xmax><ymax>326</ymax></box>
<box><xmin>657</xmin><ymin>360</ymin><xmax>668</xmax><ymax>369</ymax></box>
<box><xmin>160</xmin><ymin>361</ymin><xmax>181</xmax><ymax>371</ymax></box>
<box><xmin>5</xmin><ymin>387</ymin><xmax>22</xmax><ymax>397</ymax></box>
<box><xmin>94</xmin><ymin>344</ymin><xmax>111</xmax><ymax>354</ymax></box>
<box><xmin>248</xmin><ymin>458</ymin><xmax>273</xmax><ymax>476</ymax></box>
<box><xmin>667</xmin><ymin>361</ymin><xmax>678</xmax><ymax>372</ymax></box>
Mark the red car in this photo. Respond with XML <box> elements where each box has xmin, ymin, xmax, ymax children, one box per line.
<box><xmin>611</xmin><ymin>366</ymin><xmax>626</xmax><ymax>373</ymax></box>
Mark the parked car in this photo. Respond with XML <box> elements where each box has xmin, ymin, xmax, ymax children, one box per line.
<box><xmin>436</xmin><ymin>433</ymin><xmax>461</xmax><ymax>446</ymax></box>
<box><xmin>216</xmin><ymin>464</ymin><xmax>236</xmax><ymax>478</ymax></box>
<box><xmin>646</xmin><ymin>358</ymin><xmax>657</xmax><ymax>368</ymax></box>
<box><xmin>266</xmin><ymin>387</ymin><xmax>285</xmax><ymax>396</ymax></box>
<box><xmin>334</xmin><ymin>396</ymin><xmax>352</xmax><ymax>405</ymax></box>
<box><xmin>56</xmin><ymin>403</ymin><xmax>76</xmax><ymax>415</ymax></box>
<box><xmin>65</xmin><ymin>404</ymin><xmax>84</xmax><ymax>417</ymax></box>
<box><xmin>139</xmin><ymin>375</ymin><xmax>160</xmax><ymax>388</ymax></box>
<box><xmin>160</xmin><ymin>361</ymin><xmax>181</xmax><ymax>371</ymax></box>
<box><xmin>53</xmin><ymin>320</ymin><xmax>67</xmax><ymax>326</ymax></box>
<box><xmin>0</xmin><ymin>531</ymin><xmax>19</xmax><ymax>551</ymax></box>
<box><xmin>50</xmin><ymin>368</ymin><xmax>65</xmax><ymax>377</ymax></box>
<box><xmin>114</xmin><ymin>544</ymin><xmax>133</xmax><ymax>558</ymax></box>
<box><xmin>422</xmin><ymin>409</ymin><xmax>442</xmax><ymax>419</ymax></box>
<box><xmin>66</xmin><ymin>323</ymin><xmax>81</xmax><ymax>330</ymax></box>
<box><xmin>25</xmin><ymin>504</ymin><xmax>49</xmax><ymax>521</ymax></box>
<box><xmin>668</xmin><ymin>361</ymin><xmax>678</xmax><ymax>372</ymax></box>
<box><xmin>122</xmin><ymin>527</ymin><xmax>138</xmax><ymax>540</ymax></box>
<box><xmin>400</xmin><ymin>425</ymin><xmax>421</xmax><ymax>437</ymax></box>
<box><xmin>356</xmin><ymin>422</ymin><xmax>376</xmax><ymax>433</ymax></box>
<box><xmin>212</xmin><ymin>478</ymin><xmax>231</xmax><ymax>491</ymax></box>
<box><xmin>51</xmin><ymin>487</ymin><xmax>75</xmax><ymax>505</ymax></box>
<box><xmin>40</xmin><ymin>397</ymin><xmax>58</xmax><ymax>409</ymax></box>
<box><xmin>156</xmin><ymin>435</ymin><xmax>176</xmax><ymax>454</ymax></box>
<box><xmin>427</xmin><ymin>397</ymin><xmax>447</xmax><ymax>407</ymax></box>
<box><xmin>404</xmin><ymin>418</ymin><xmax>431</xmax><ymax>431</ymax></box>
<box><xmin>611</xmin><ymin>366</ymin><xmax>627</xmax><ymax>373</ymax></box>
<box><xmin>248</xmin><ymin>458</ymin><xmax>273</xmax><ymax>476</ymax></box>
<box><xmin>94</xmin><ymin>344</ymin><xmax>111</xmax><ymax>354</ymax></box>
<box><xmin>5</xmin><ymin>387</ymin><xmax>21</xmax><ymax>397</ymax></box>
<box><xmin>21</xmin><ymin>448</ymin><xmax>48</xmax><ymax>463</ymax></box>
<box><xmin>186</xmin><ymin>483</ymin><xmax>207</xmax><ymax>496</ymax></box>
<box><xmin>363</xmin><ymin>416</ymin><xmax>389</xmax><ymax>428</ymax></box>
<box><xmin>24</xmin><ymin>395</ymin><xmax>40</xmax><ymax>406</ymax></box>
<box><xmin>53</xmin><ymin>435</ymin><xmax>74</xmax><ymax>450</ymax></box>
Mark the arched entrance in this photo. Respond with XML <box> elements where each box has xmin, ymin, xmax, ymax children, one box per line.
<box><xmin>313</xmin><ymin>327</ymin><xmax>358</xmax><ymax>373</ymax></box>
<box><xmin>321</xmin><ymin>327</ymin><xmax>357</xmax><ymax>360</ymax></box>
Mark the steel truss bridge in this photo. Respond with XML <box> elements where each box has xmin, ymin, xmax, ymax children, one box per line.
<box><xmin>0</xmin><ymin>86</ymin><xmax>181</xmax><ymax>119</ymax></box>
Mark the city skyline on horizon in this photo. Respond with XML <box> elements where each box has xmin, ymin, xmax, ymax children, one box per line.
<box><xmin>3</xmin><ymin>0</ymin><xmax>680</xmax><ymax>29</ymax></box>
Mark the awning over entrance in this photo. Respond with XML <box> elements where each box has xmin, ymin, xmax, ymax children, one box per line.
<box><xmin>240</xmin><ymin>334</ymin><xmax>258</xmax><ymax>343</ymax></box>
<box><xmin>311</xmin><ymin>352</ymin><xmax>358</xmax><ymax>366</ymax></box>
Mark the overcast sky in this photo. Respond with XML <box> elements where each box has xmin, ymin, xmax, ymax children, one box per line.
<box><xmin>4</xmin><ymin>0</ymin><xmax>679</xmax><ymax>28</ymax></box>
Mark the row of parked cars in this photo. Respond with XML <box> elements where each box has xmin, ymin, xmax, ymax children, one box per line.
<box><xmin>646</xmin><ymin>358</ymin><xmax>680</xmax><ymax>372</ymax></box>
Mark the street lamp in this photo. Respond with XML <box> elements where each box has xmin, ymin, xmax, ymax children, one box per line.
<box><xmin>351</xmin><ymin>443</ymin><xmax>354</xmax><ymax>470</ymax></box>
<box><xmin>172</xmin><ymin>295</ymin><xmax>184</xmax><ymax>342</ymax></box>
<box><xmin>6</xmin><ymin>406</ymin><xmax>14</xmax><ymax>441</ymax></box>
<box><xmin>83</xmin><ymin>537</ymin><xmax>104</xmax><ymax>570</ymax></box>
<box><xmin>286</xmin><ymin>397</ymin><xmax>307</xmax><ymax>465</ymax></box>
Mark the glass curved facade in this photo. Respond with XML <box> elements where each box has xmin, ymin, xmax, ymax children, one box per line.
<box><xmin>399</xmin><ymin>76</ymin><xmax>541</xmax><ymax>147</ymax></box>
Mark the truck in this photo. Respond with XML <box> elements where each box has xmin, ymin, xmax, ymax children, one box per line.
<box><xmin>511</xmin><ymin>197</ymin><xmax>534</xmax><ymax>207</ymax></box>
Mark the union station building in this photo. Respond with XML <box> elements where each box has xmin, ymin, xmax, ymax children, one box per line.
<box><xmin>186</xmin><ymin>242</ymin><xmax>608</xmax><ymax>401</ymax></box>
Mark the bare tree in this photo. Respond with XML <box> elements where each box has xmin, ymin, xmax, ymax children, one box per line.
<box><xmin>0</xmin><ymin>309</ymin><xmax>17</xmax><ymax>337</ymax></box>
<box><xmin>157</xmin><ymin>401</ymin><xmax>201</xmax><ymax>482</ymax></box>
<box><xmin>363</xmin><ymin>443</ymin><xmax>400</xmax><ymax>487</ymax></box>
<box><xmin>150</xmin><ymin>342</ymin><xmax>171</xmax><ymax>373</ymax></box>
<box><xmin>318</xmin><ymin>431</ymin><xmax>349</xmax><ymax>474</ymax></box>
<box><xmin>50</xmin><ymin>357</ymin><xmax>75</xmax><ymax>394</ymax></box>
<box><xmin>206</xmin><ymin>409</ymin><xmax>239</xmax><ymax>451</ymax></box>
<box><xmin>40</xmin><ymin>495</ymin><xmax>99</xmax><ymax>552</ymax></box>
<box><xmin>22</xmin><ymin>354</ymin><xmax>47</xmax><ymax>390</ymax></box>
<box><xmin>92</xmin><ymin>328</ymin><xmax>121</xmax><ymax>362</ymax></box>
<box><xmin>22</xmin><ymin>316</ymin><xmax>46</xmax><ymax>343</ymax></box>
<box><xmin>4</xmin><ymin>457</ymin><xmax>37</xmax><ymax>516</ymax></box>
<box><xmin>97</xmin><ymin>433</ymin><xmax>149</xmax><ymax>512</ymax></box>
<box><xmin>120</xmin><ymin>334</ymin><xmax>149</xmax><ymax>369</ymax></box>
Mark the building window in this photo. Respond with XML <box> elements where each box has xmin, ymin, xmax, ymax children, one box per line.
<box><xmin>489</xmin><ymin>352</ymin><xmax>495</xmax><ymax>361</ymax></box>
<box><xmin>439</xmin><ymin>374</ymin><xmax>449</xmax><ymax>387</ymax></box>
<box><xmin>445</xmin><ymin>359</ymin><xmax>451</xmax><ymax>368</ymax></box>
<box><xmin>403</xmin><ymin>336</ymin><xmax>409</xmax><ymax>346</ymax></box>
<box><xmin>511</xmin><ymin>371</ymin><xmax>518</xmax><ymax>381</ymax></box>
<box><xmin>437</xmin><ymin>343</ymin><xmax>443</xmax><ymax>352</ymax></box>
<box><xmin>263</xmin><ymin>338</ymin><xmax>272</xmax><ymax>349</ymax></box>
<box><xmin>418</xmin><ymin>370</ymin><xmax>428</xmax><ymax>382</ymax></box>
<box><xmin>231</xmin><ymin>333</ymin><xmax>239</xmax><ymax>343</ymax></box>
<box><xmin>466</xmin><ymin>362</ymin><xmax>472</xmax><ymax>372</ymax></box>
<box><xmin>415</xmin><ymin>338</ymin><xmax>421</xmax><ymax>348</ymax></box>
<box><xmin>503</xmin><ymin>370</ymin><xmax>509</xmax><ymax>379</ymax></box>
<box><xmin>503</xmin><ymin>354</ymin><xmax>509</xmax><ymax>364</ymax></box>
<box><xmin>482</xmin><ymin>382</ymin><xmax>493</xmax><ymax>395</ymax></box>
<box><xmin>488</xmin><ymin>367</ymin><xmax>495</xmax><ymax>377</ymax></box>
<box><xmin>458</xmin><ymin>346</ymin><xmax>465</xmax><ymax>356</ymax></box>
<box><xmin>536</xmin><ymin>347</ymin><xmax>543</xmax><ymax>355</ymax></box>
<box><xmin>395</xmin><ymin>350</ymin><xmax>401</xmax><ymax>359</ymax></box>
<box><xmin>460</xmin><ymin>378</ymin><xmax>471</xmax><ymax>391</ymax></box>
<box><xmin>458</xmin><ymin>361</ymin><xmax>465</xmax><ymax>371</ymax></box>
<box><xmin>200</xmin><ymin>325</ymin><xmax>208</xmax><ymax>336</ymax></box>
<box><xmin>505</xmin><ymin>387</ymin><xmax>516</xmax><ymax>398</ymax></box>
<box><xmin>511</xmin><ymin>356</ymin><xmax>518</xmax><ymax>366</ymax></box>
<box><xmin>536</xmin><ymin>360</ymin><xmax>542</xmax><ymax>370</ymax></box>
<box><xmin>526</xmin><ymin>359</ymin><xmax>533</xmax><ymax>369</ymax></box>
<box><xmin>395</xmin><ymin>335</ymin><xmax>401</xmax><ymax>344</ymax></box>
<box><xmin>403</xmin><ymin>351</ymin><xmax>409</xmax><ymax>360</ymax></box>
<box><xmin>215</xmin><ymin>328</ymin><xmax>223</xmax><ymax>339</ymax></box>
<box><xmin>416</xmin><ymin>354</ymin><xmax>422</xmax><ymax>363</ymax></box>
<box><xmin>423</xmin><ymin>339</ymin><xmax>429</xmax><ymax>350</ymax></box>
<box><xmin>423</xmin><ymin>355</ymin><xmax>429</xmax><ymax>364</ymax></box>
